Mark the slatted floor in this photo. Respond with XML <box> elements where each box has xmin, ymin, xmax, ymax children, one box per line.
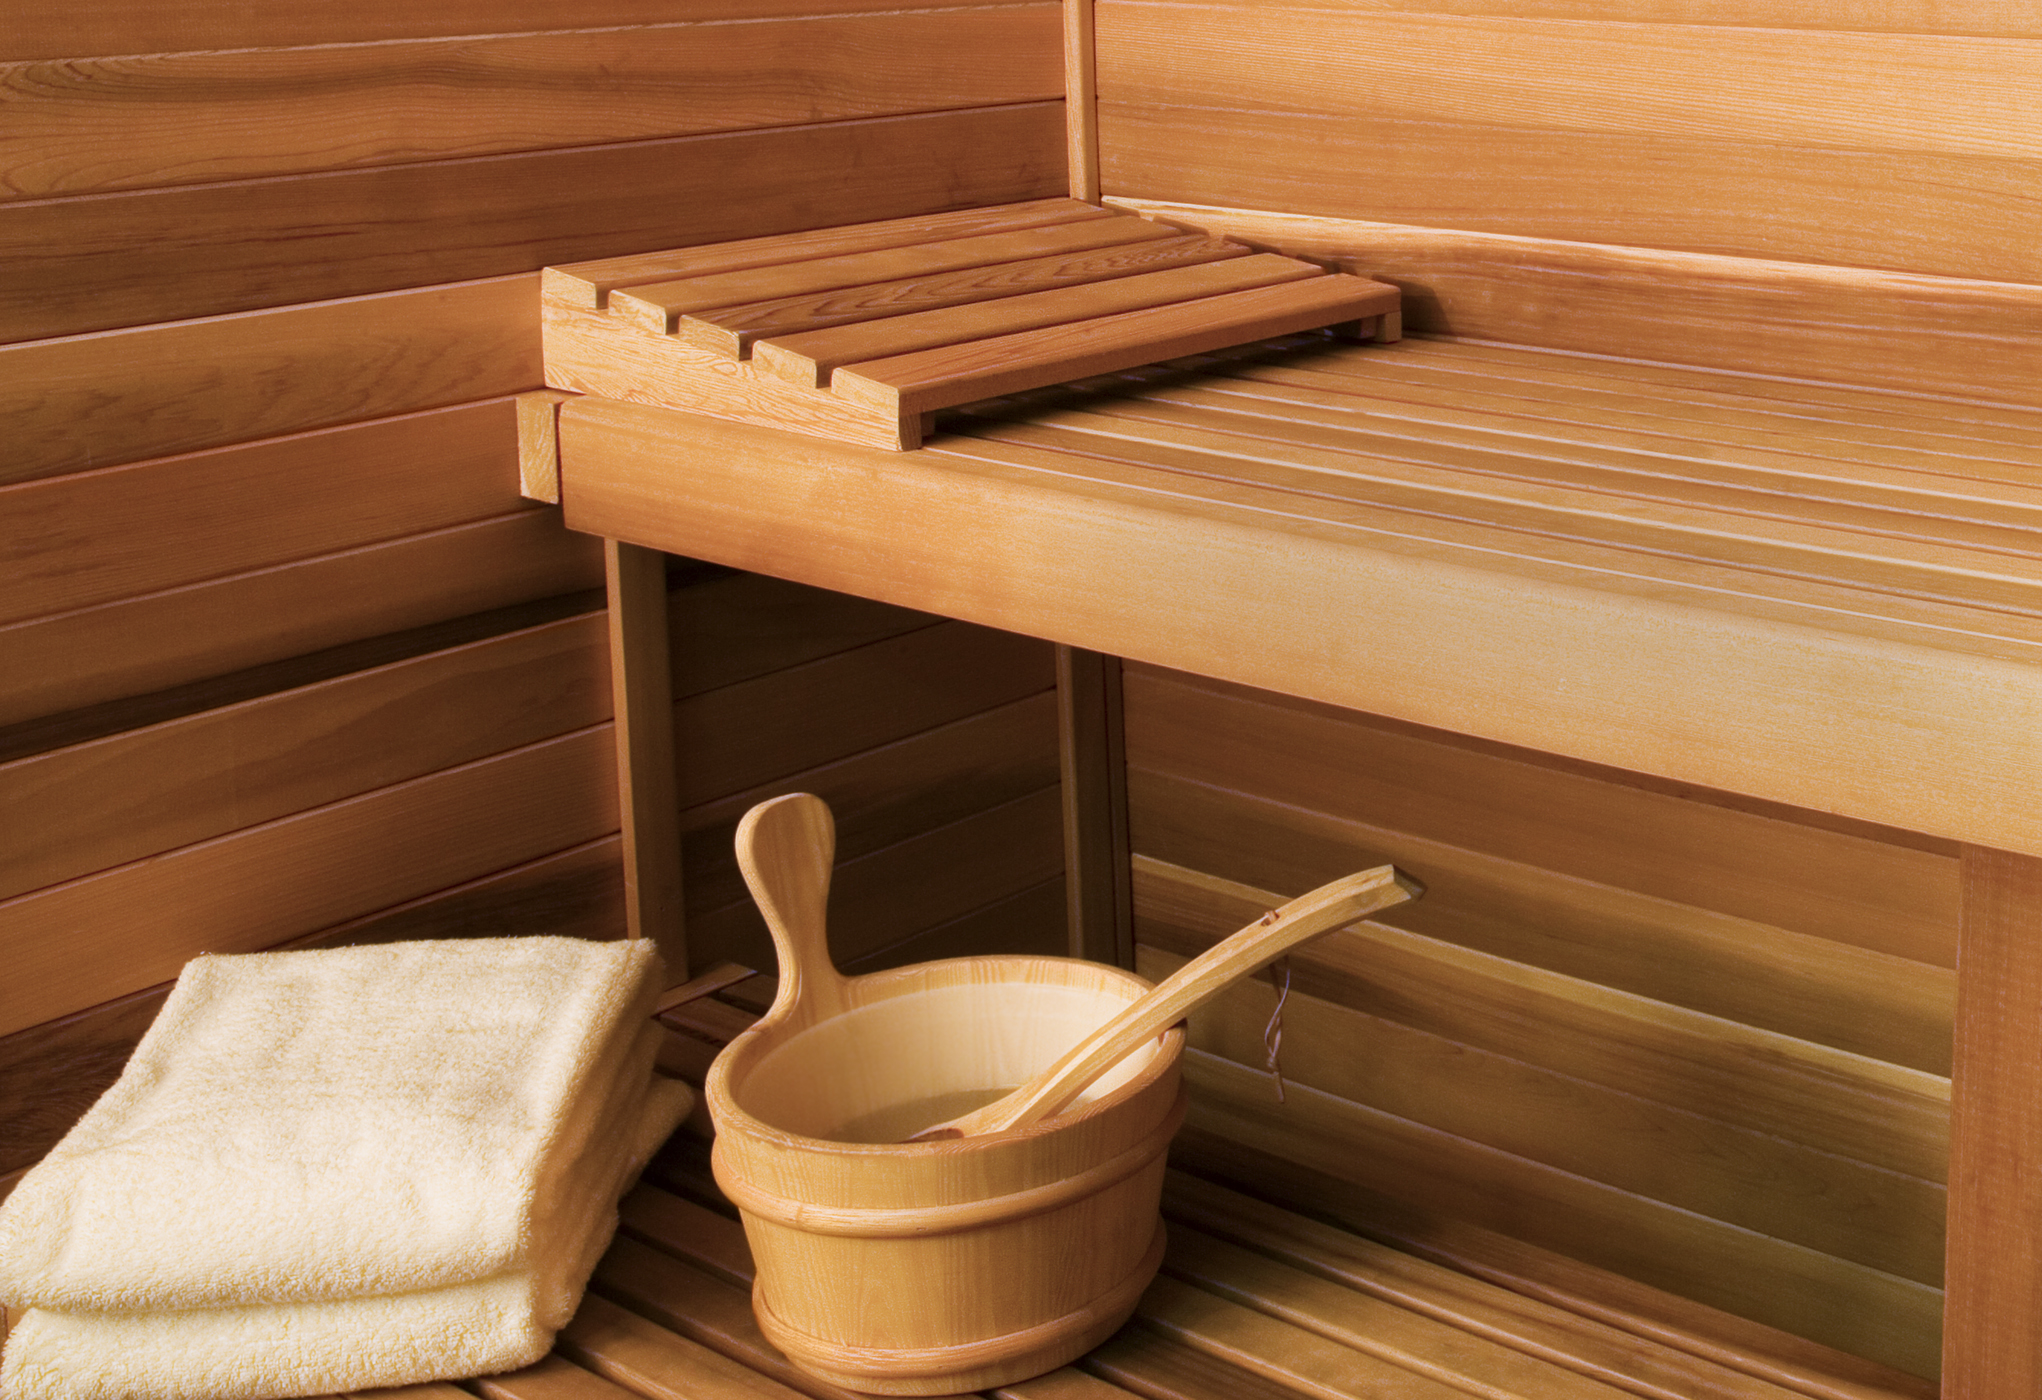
<box><xmin>291</xmin><ymin>969</ymin><xmax>1940</xmax><ymax>1400</ymax></box>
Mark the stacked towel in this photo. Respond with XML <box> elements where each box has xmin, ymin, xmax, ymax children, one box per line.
<box><xmin>0</xmin><ymin>936</ymin><xmax>693</xmax><ymax>1400</ymax></box>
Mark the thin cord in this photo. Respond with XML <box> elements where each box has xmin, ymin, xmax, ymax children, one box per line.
<box><xmin>1264</xmin><ymin>954</ymin><xmax>1291</xmax><ymax>1104</ymax></box>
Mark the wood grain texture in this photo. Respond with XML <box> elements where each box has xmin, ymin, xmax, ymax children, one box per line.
<box><xmin>3</xmin><ymin>277</ymin><xmax>541</xmax><ymax>479</ymax></box>
<box><xmin>1160</xmin><ymin>1166</ymin><xmax>1938</xmax><ymax>1400</ymax></box>
<box><xmin>1943</xmin><ymin>847</ymin><xmax>2042</xmax><ymax>1395</ymax></box>
<box><xmin>1172</xmin><ymin>1134</ymin><xmax>1943</xmax><ymax>1400</ymax></box>
<box><xmin>1132</xmin><ymin>768</ymin><xmax>1956</xmax><ymax>1078</ymax></box>
<box><xmin>3</xmin><ymin>0</ymin><xmax>997</xmax><ymax>61</ymax></box>
<box><xmin>518</xmin><ymin>390</ymin><xmax>576</xmax><ymax>503</ymax></box>
<box><xmin>1180</xmin><ymin>1051</ymin><xmax>1944</xmax><ymax>1379</ymax></box>
<box><xmin>0</xmin><ymin>10</ymin><xmax>1060</xmax><ymax>199</ymax></box>
<box><xmin>545</xmin><ymin>199</ymin><xmax>1108</xmax><ymax>312</ymax></box>
<box><xmin>561</xmin><ymin>1293</ymin><xmax>813</xmax><ymax>1400</ymax></box>
<box><xmin>1135</xmin><ymin>855</ymin><xmax>1949</xmax><ymax>1182</ymax></box>
<box><xmin>555</xmin><ymin>394</ymin><xmax>2042</xmax><ymax>855</ymax></box>
<box><xmin>683</xmin><ymin>783</ymin><xmax>1066</xmax><ymax>973</ymax></box>
<box><xmin>830</xmin><ymin>274</ymin><xmax>1395</xmax><ymax>416</ymax></box>
<box><xmin>845</xmin><ymin>875</ymin><xmax>1068</xmax><ymax>973</ymax></box>
<box><xmin>1095</xmin><ymin>7</ymin><xmax>2042</xmax><ymax>283</ymax></box>
<box><xmin>1066</xmin><ymin>0</ymin><xmax>1101</xmax><ymax>201</ymax></box>
<box><xmin>1124</xmin><ymin>666</ymin><xmax>1960</xmax><ymax>971</ymax></box>
<box><xmin>663</xmin><ymin>571</ymin><xmax>938</xmax><ymax>700</ymax></box>
<box><xmin>1108</xmin><ymin>200</ymin><xmax>2042</xmax><ymax>404</ymax></box>
<box><xmin>608</xmin><ymin>540</ymin><xmax>687</xmax><ymax>970</ymax></box>
<box><xmin>1</xmin><ymin>399</ymin><xmax>532</xmax><ymax>620</ymax></box>
<box><xmin>752</xmin><ymin>252</ymin><xmax>1312</xmax><ymax>389</ymax></box>
<box><xmin>1059</xmin><ymin>647</ymin><xmax>1133</xmax><ymax>966</ymax></box>
<box><xmin>683</xmin><ymin>233</ymin><xmax>1252</xmax><ymax>360</ymax></box>
<box><xmin>668</xmin><ymin>620</ymin><xmax>1054</xmax><ymax>808</ymax></box>
<box><xmin>2</xmin><ymin>104</ymin><xmax>1067</xmax><ymax>342</ymax></box>
<box><xmin>0</xmin><ymin>724</ymin><xmax>617</xmax><ymax>1038</ymax></box>
<box><xmin>0</xmin><ymin>508</ymin><xmax>605</xmax><ymax>728</ymax></box>
<box><xmin>1145</xmin><ymin>944</ymin><xmax>1946</xmax><ymax>1286</ymax></box>
<box><xmin>676</xmin><ymin>694</ymin><xmax>1061</xmax><ymax>925</ymax></box>
<box><xmin>545</xmin><ymin>296</ymin><xmax>910</xmax><ymax>451</ymax></box>
<box><xmin>0</xmin><ymin>611</ymin><xmax>608</xmax><ymax>902</ymax></box>
<box><xmin>619</xmin><ymin>217</ymin><xmax>1176</xmax><ymax>336</ymax></box>
<box><xmin>1155</xmin><ymin>1232</ymin><xmax>1646</xmax><ymax>1399</ymax></box>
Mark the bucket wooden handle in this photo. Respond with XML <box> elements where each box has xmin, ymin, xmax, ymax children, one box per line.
<box><xmin>736</xmin><ymin>793</ymin><xmax>848</xmax><ymax>1025</ymax></box>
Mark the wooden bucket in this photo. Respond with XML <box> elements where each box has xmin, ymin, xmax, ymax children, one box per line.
<box><xmin>706</xmin><ymin>954</ymin><xmax>1186</xmax><ymax>1395</ymax></box>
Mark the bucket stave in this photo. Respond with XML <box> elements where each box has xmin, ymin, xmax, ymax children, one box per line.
<box><xmin>707</xmin><ymin>954</ymin><xmax>1185</xmax><ymax>1395</ymax></box>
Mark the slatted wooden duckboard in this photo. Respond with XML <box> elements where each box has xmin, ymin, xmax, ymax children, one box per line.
<box><xmin>540</xmin><ymin>199</ymin><xmax>1401</xmax><ymax>451</ymax></box>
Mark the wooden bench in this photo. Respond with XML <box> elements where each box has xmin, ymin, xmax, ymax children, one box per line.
<box><xmin>516</xmin><ymin>218</ymin><xmax>2042</xmax><ymax>1395</ymax></box>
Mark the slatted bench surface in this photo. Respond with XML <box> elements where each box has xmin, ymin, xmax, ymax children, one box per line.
<box><xmin>384</xmin><ymin>972</ymin><xmax>1928</xmax><ymax>1400</ymax></box>
<box><xmin>544</xmin><ymin>331</ymin><xmax>2042</xmax><ymax>861</ymax></box>
<box><xmin>540</xmin><ymin>200</ymin><xmax>1398</xmax><ymax>451</ymax></box>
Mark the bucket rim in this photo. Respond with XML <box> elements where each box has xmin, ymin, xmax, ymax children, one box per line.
<box><xmin>703</xmin><ymin>953</ymin><xmax>1180</xmax><ymax>1155</ymax></box>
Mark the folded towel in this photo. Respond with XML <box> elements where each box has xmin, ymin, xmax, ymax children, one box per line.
<box><xmin>0</xmin><ymin>936</ymin><xmax>661</xmax><ymax>1313</ymax></box>
<box><xmin>0</xmin><ymin>1066</ymin><xmax>693</xmax><ymax>1400</ymax></box>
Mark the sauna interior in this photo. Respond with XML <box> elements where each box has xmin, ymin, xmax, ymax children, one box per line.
<box><xmin>4</xmin><ymin>1</ymin><xmax>2039</xmax><ymax>1398</ymax></box>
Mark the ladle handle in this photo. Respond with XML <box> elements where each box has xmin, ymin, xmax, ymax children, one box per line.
<box><xmin>735</xmin><ymin>793</ymin><xmax>846</xmax><ymax>1025</ymax></box>
<box><xmin>924</xmin><ymin>864</ymin><xmax>1420</xmax><ymax>1140</ymax></box>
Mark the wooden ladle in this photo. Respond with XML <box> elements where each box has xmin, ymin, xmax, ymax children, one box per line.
<box><xmin>907</xmin><ymin>863</ymin><xmax>1422</xmax><ymax>1142</ymax></box>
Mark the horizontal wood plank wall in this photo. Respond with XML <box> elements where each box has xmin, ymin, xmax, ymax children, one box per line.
<box><xmin>1124</xmin><ymin>662</ymin><xmax>1954</xmax><ymax>1380</ymax></box>
<box><xmin>1</xmin><ymin>0</ymin><xmax>1067</xmax><ymax>1179</ymax></box>
<box><xmin>1095</xmin><ymin>2</ymin><xmax>2042</xmax><ymax>400</ymax></box>
<box><xmin>1096</xmin><ymin>3</ymin><xmax>2041</xmax><ymax>282</ymax></box>
<box><xmin>0</xmin><ymin>571</ymin><xmax>1062</xmax><ymax>1172</ymax></box>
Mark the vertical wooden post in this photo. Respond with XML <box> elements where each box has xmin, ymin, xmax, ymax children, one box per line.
<box><xmin>604</xmin><ymin>538</ymin><xmax>686</xmax><ymax>977</ymax></box>
<box><xmin>1057</xmin><ymin>645</ymin><xmax>1131</xmax><ymax>967</ymax></box>
<box><xmin>1064</xmin><ymin>0</ymin><xmax>1100</xmax><ymax>203</ymax></box>
<box><xmin>1944</xmin><ymin>846</ymin><xmax>2042</xmax><ymax>1396</ymax></box>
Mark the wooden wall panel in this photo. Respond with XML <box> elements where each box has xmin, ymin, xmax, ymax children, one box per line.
<box><xmin>0</xmin><ymin>400</ymin><xmax>530</xmax><ymax>622</ymax></box>
<box><xmin>0</xmin><ymin>724</ymin><xmax>618</xmax><ymax>1039</ymax></box>
<box><xmin>1</xmin><ymin>0</ymin><xmax>982</xmax><ymax>63</ymax></box>
<box><xmin>1095</xmin><ymin>3</ymin><xmax>2042</xmax><ymax>285</ymax></box>
<box><xmin>1124</xmin><ymin>664</ymin><xmax>1954</xmax><ymax>1378</ymax></box>
<box><xmin>0</xmin><ymin>612</ymin><xmax>610</xmax><ymax>901</ymax></box>
<box><xmin>1126</xmin><ymin>667</ymin><xmax>1959</xmax><ymax>967</ymax></box>
<box><xmin>4</xmin><ymin>278</ymin><xmax>542</xmax><ymax>480</ymax></box>
<box><xmin>1181</xmin><ymin>1056</ymin><xmax>1944</xmax><ymax>1381</ymax></box>
<box><xmin>1107</xmin><ymin>200</ymin><xmax>2042</xmax><ymax>406</ymax></box>
<box><xmin>0</xmin><ymin>509</ymin><xmax>605</xmax><ymax>728</ymax></box>
<box><xmin>0</xmin><ymin>10</ymin><xmax>1060</xmax><ymax>198</ymax></box>
<box><xmin>2</xmin><ymin>0</ymin><xmax>1070</xmax><ymax>1198</ymax></box>
<box><xmin>2</xmin><ymin>105</ymin><xmax>1068</xmax><ymax>343</ymax></box>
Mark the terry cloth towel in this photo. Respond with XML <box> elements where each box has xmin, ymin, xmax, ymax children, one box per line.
<box><xmin>0</xmin><ymin>936</ymin><xmax>662</xmax><ymax>1313</ymax></box>
<box><xmin>0</xmin><ymin>1041</ymin><xmax>692</xmax><ymax>1400</ymax></box>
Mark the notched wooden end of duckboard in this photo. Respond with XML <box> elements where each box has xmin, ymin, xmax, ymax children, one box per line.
<box><xmin>540</xmin><ymin>199</ymin><xmax>1401</xmax><ymax>452</ymax></box>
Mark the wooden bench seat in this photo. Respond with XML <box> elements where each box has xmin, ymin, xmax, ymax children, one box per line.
<box><xmin>538</xmin><ymin>329</ymin><xmax>2042</xmax><ymax>860</ymax></box>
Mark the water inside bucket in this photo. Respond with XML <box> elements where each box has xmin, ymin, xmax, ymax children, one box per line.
<box><xmin>826</xmin><ymin>1085</ymin><xmax>1015</xmax><ymax>1144</ymax></box>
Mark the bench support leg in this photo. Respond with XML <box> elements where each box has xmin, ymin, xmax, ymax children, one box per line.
<box><xmin>1058</xmin><ymin>646</ymin><xmax>1132</xmax><ymax>968</ymax></box>
<box><xmin>1945</xmin><ymin>846</ymin><xmax>2042</xmax><ymax>1395</ymax></box>
<box><xmin>605</xmin><ymin>538</ymin><xmax>687</xmax><ymax>977</ymax></box>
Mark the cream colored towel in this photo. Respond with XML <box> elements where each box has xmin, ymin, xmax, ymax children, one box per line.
<box><xmin>0</xmin><ymin>1041</ymin><xmax>693</xmax><ymax>1400</ymax></box>
<box><xmin>0</xmin><ymin>936</ymin><xmax>661</xmax><ymax>1313</ymax></box>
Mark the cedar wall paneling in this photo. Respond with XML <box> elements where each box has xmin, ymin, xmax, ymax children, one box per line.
<box><xmin>1127</xmin><ymin>665</ymin><xmax>1956</xmax><ymax>1379</ymax></box>
<box><xmin>1095</xmin><ymin>0</ymin><xmax>2042</xmax><ymax>401</ymax></box>
<box><xmin>0</xmin><ymin>0</ymin><xmax>1066</xmax><ymax>1175</ymax></box>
